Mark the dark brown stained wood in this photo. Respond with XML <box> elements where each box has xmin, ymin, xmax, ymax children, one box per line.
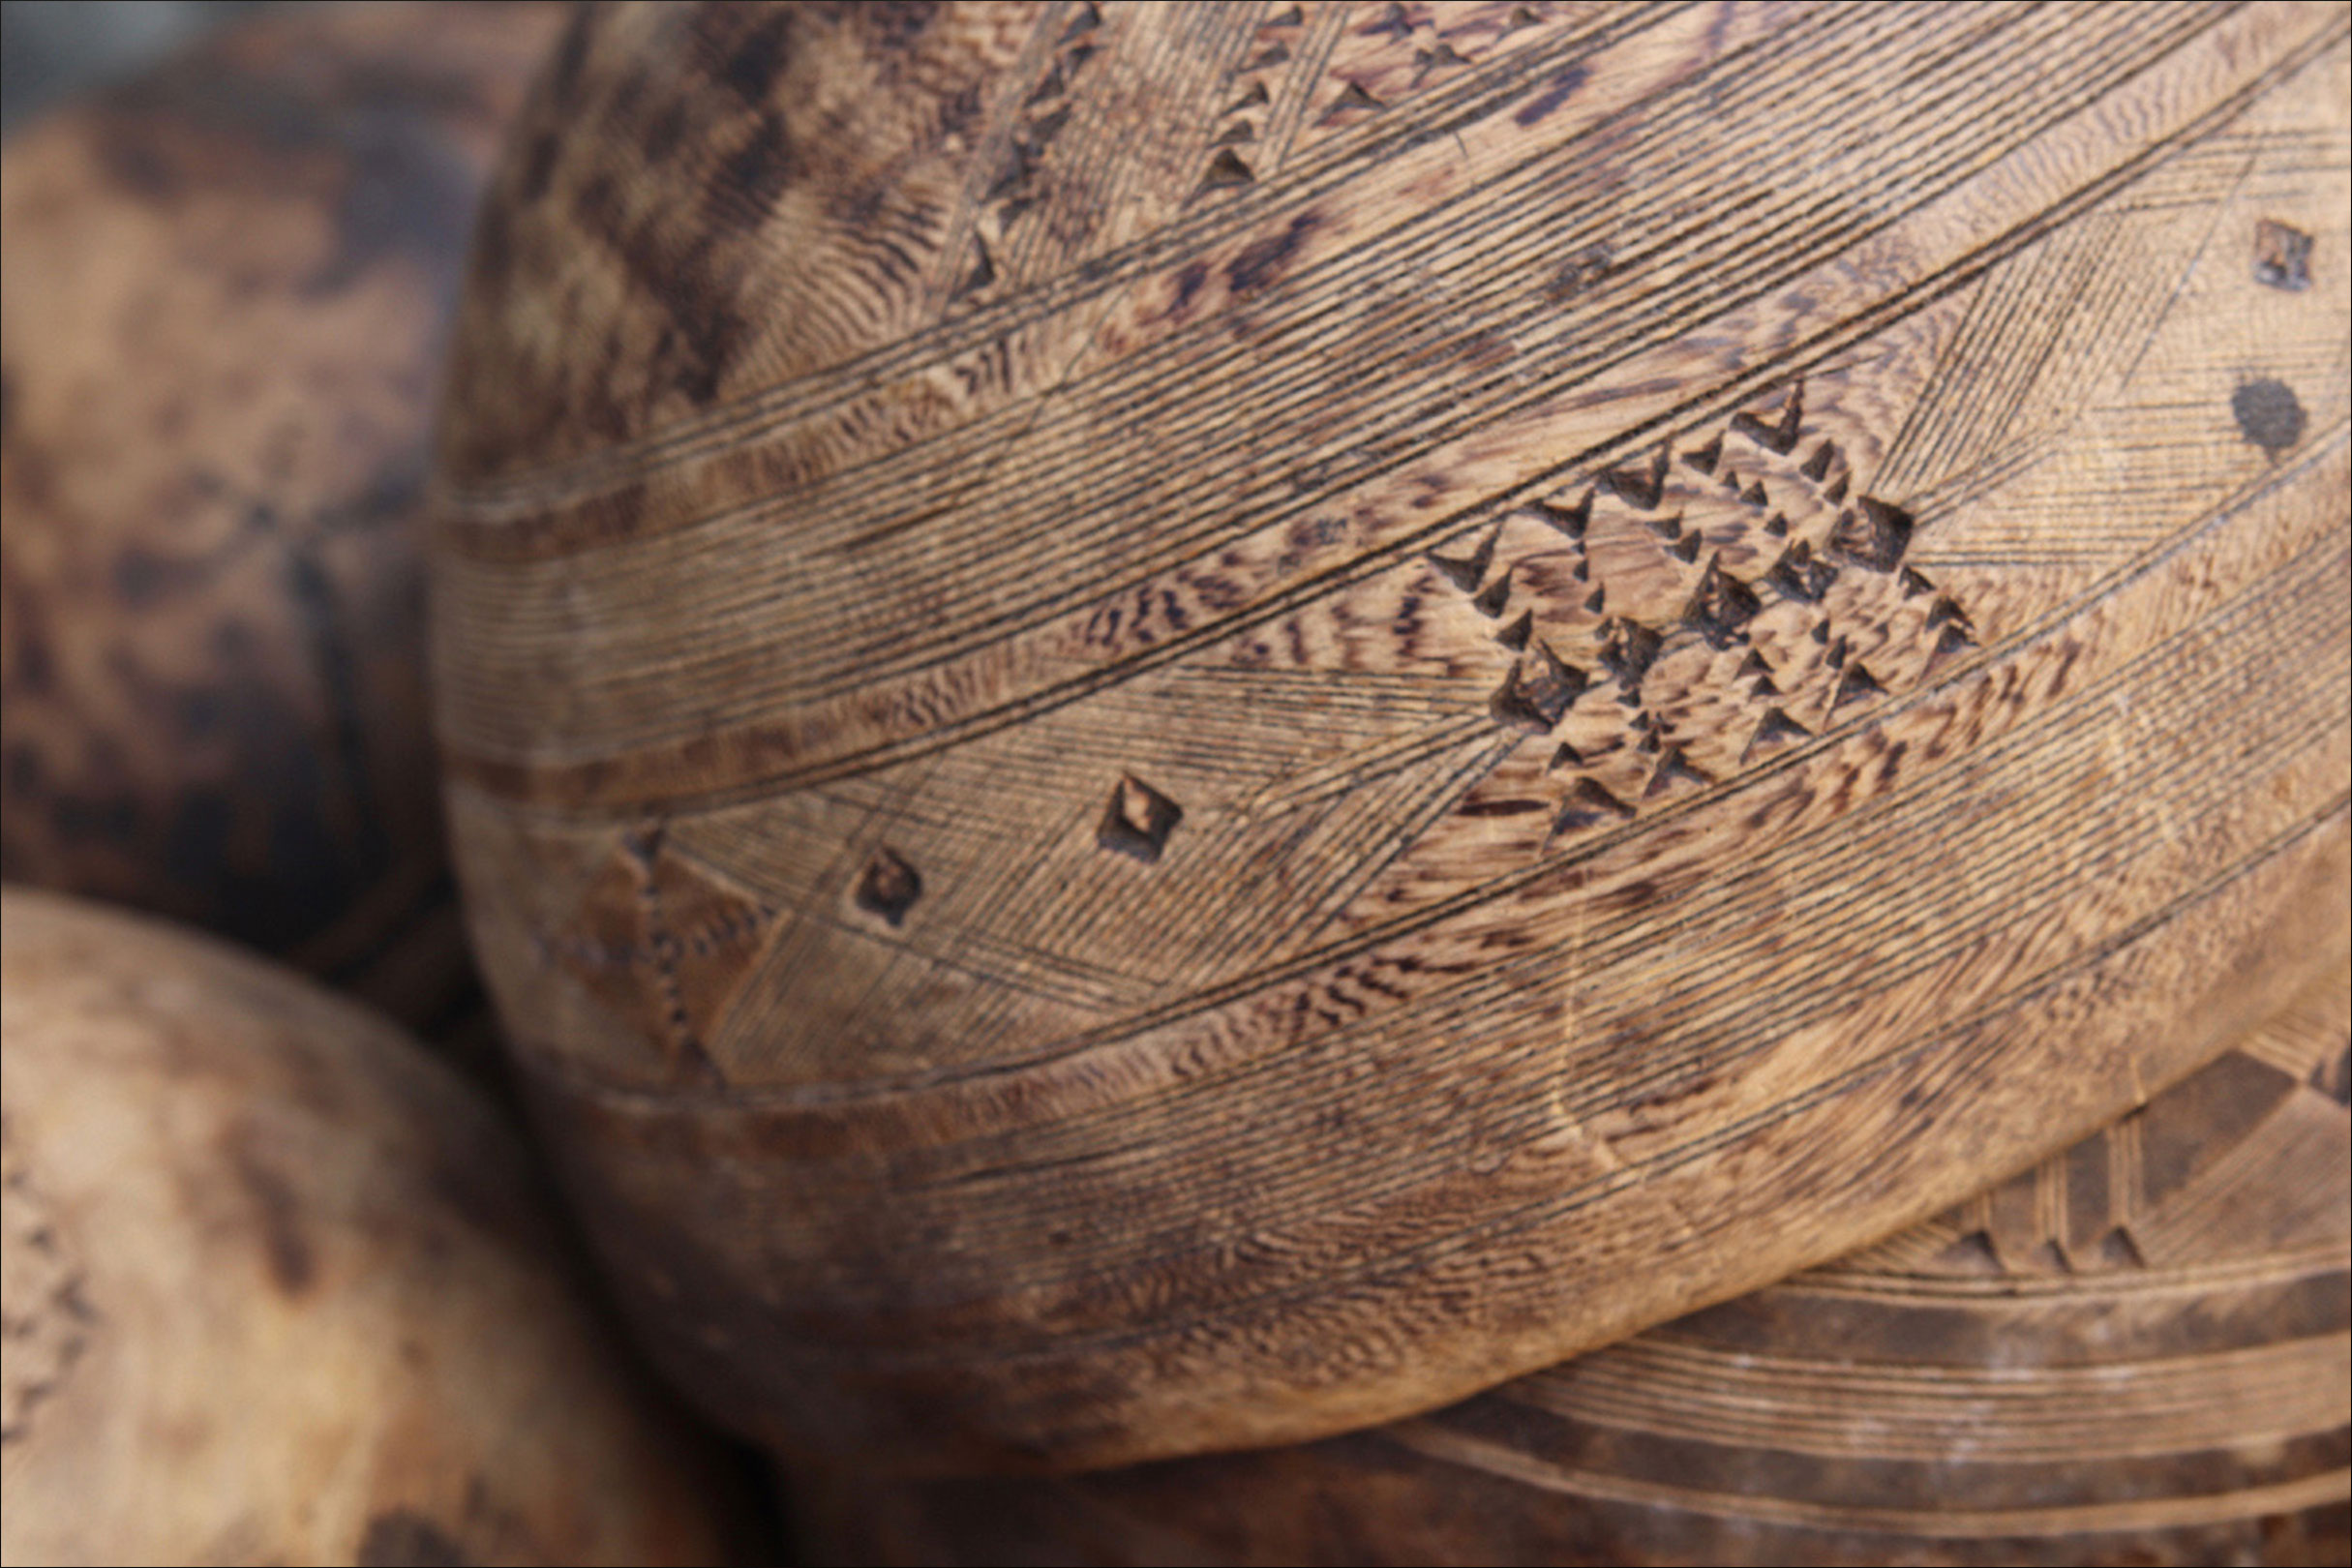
<box><xmin>0</xmin><ymin>3</ymin><xmax>566</xmax><ymax>1039</ymax></box>
<box><xmin>0</xmin><ymin>888</ymin><xmax>733</xmax><ymax>1567</ymax></box>
<box><xmin>431</xmin><ymin>2</ymin><xmax>2352</xmax><ymax>1470</ymax></box>
<box><xmin>801</xmin><ymin>959</ymin><xmax>2352</xmax><ymax>1565</ymax></box>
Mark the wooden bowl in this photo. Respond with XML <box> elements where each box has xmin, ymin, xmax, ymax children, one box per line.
<box><xmin>799</xmin><ymin>960</ymin><xmax>2352</xmax><ymax>1565</ymax></box>
<box><xmin>0</xmin><ymin>3</ymin><xmax>565</xmax><ymax>1037</ymax></box>
<box><xmin>431</xmin><ymin>1</ymin><xmax>2352</xmax><ymax>1469</ymax></box>
<box><xmin>0</xmin><ymin>887</ymin><xmax>732</xmax><ymax>1567</ymax></box>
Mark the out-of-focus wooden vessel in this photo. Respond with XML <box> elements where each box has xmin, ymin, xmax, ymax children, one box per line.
<box><xmin>0</xmin><ymin>4</ymin><xmax>565</xmax><ymax>1037</ymax></box>
<box><xmin>0</xmin><ymin>888</ymin><xmax>733</xmax><ymax>1568</ymax></box>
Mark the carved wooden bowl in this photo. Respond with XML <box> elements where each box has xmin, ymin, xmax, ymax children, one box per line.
<box><xmin>0</xmin><ymin>888</ymin><xmax>731</xmax><ymax>1567</ymax></box>
<box><xmin>0</xmin><ymin>3</ymin><xmax>564</xmax><ymax>1036</ymax></box>
<box><xmin>799</xmin><ymin>964</ymin><xmax>2352</xmax><ymax>1565</ymax></box>
<box><xmin>431</xmin><ymin>1</ymin><xmax>2352</xmax><ymax>1469</ymax></box>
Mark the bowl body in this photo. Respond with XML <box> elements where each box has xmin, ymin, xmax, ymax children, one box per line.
<box><xmin>433</xmin><ymin>1</ymin><xmax>2352</xmax><ymax>1469</ymax></box>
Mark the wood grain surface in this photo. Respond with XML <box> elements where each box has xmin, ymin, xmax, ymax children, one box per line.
<box><xmin>431</xmin><ymin>2</ymin><xmax>2352</xmax><ymax>1469</ymax></box>
<box><xmin>799</xmin><ymin>960</ymin><xmax>2352</xmax><ymax>1566</ymax></box>
<box><xmin>0</xmin><ymin>3</ymin><xmax>564</xmax><ymax>1038</ymax></box>
<box><xmin>0</xmin><ymin>887</ymin><xmax>732</xmax><ymax>1568</ymax></box>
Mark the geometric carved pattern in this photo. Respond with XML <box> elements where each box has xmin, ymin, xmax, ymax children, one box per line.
<box><xmin>1426</xmin><ymin>381</ymin><xmax>1975</xmax><ymax>837</ymax></box>
<box><xmin>1098</xmin><ymin>774</ymin><xmax>1185</xmax><ymax>863</ymax></box>
<box><xmin>543</xmin><ymin>828</ymin><xmax>772</xmax><ymax>1079</ymax></box>
<box><xmin>855</xmin><ymin>848</ymin><xmax>924</xmax><ymax>925</ymax></box>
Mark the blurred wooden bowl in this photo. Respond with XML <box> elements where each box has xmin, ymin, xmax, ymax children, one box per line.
<box><xmin>0</xmin><ymin>886</ymin><xmax>732</xmax><ymax>1567</ymax></box>
<box><xmin>0</xmin><ymin>2</ymin><xmax>565</xmax><ymax>1039</ymax></box>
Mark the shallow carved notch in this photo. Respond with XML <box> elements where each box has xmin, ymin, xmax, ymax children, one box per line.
<box><xmin>1829</xmin><ymin>497</ymin><xmax>1916</xmax><ymax>571</ymax></box>
<box><xmin>853</xmin><ymin>848</ymin><xmax>922</xmax><ymax>925</ymax></box>
<box><xmin>1099</xmin><ymin>775</ymin><xmax>1184</xmax><ymax>863</ymax></box>
<box><xmin>2254</xmin><ymin>217</ymin><xmax>2312</xmax><ymax>290</ymax></box>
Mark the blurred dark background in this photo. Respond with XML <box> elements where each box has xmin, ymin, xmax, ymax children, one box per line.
<box><xmin>1</xmin><ymin>1</ymin><xmax>279</xmax><ymax>133</ymax></box>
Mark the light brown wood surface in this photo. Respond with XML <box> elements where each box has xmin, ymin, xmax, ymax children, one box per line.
<box><xmin>431</xmin><ymin>2</ymin><xmax>2352</xmax><ymax>1470</ymax></box>
<box><xmin>799</xmin><ymin>960</ymin><xmax>2352</xmax><ymax>1564</ymax></box>
<box><xmin>0</xmin><ymin>887</ymin><xmax>731</xmax><ymax>1567</ymax></box>
<box><xmin>0</xmin><ymin>3</ymin><xmax>565</xmax><ymax>1040</ymax></box>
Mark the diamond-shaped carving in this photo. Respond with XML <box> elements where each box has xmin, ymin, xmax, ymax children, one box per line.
<box><xmin>553</xmin><ymin>832</ymin><xmax>772</xmax><ymax>1075</ymax></box>
<box><xmin>1100</xmin><ymin>775</ymin><xmax>1184</xmax><ymax>862</ymax></box>
<box><xmin>854</xmin><ymin>848</ymin><xmax>922</xmax><ymax>925</ymax></box>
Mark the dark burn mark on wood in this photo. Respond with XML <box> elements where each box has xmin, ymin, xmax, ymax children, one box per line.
<box><xmin>1744</xmin><ymin>706</ymin><xmax>1810</xmax><ymax>759</ymax></box>
<box><xmin>1683</xmin><ymin>558</ymin><xmax>1762</xmax><ymax>648</ymax></box>
<box><xmin>1828</xmin><ymin>498</ymin><xmax>1915</xmax><ymax>571</ymax></box>
<box><xmin>1599</xmin><ymin>620</ymin><xmax>1662</xmax><ymax>694</ymax></box>
<box><xmin>955</xmin><ymin>237</ymin><xmax>999</xmax><ymax>299</ymax></box>
<box><xmin>1198</xmin><ymin>148</ymin><xmax>1256</xmax><ymax>194</ymax></box>
<box><xmin>2253</xmin><ymin>218</ymin><xmax>2312</xmax><ymax>290</ymax></box>
<box><xmin>80</xmin><ymin>38</ymin><xmax>487</xmax><ymax>303</ymax></box>
<box><xmin>306</xmin><ymin>118</ymin><xmax>482</xmax><ymax>300</ymax></box>
<box><xmin>1515</xmin><ymin>63</ymin><xmax>1587</xmax><ymax>127</ymax></box>
<box><xmin>2312</xmin><ymin>1043</ymin><xmax>2351</xmax><ymax>1105</ymax></box>
<box><xmin>1831</xmin><ymin>661</ymin><xmax>1886</xmax><ymax>710</ymax></box>
<box><xmin>1099</xmin><ymin>775</ymin><xmax>1183</xmax><ymax>862</ymax></box>
<box><xmin>568</xmin><ymin>165</ymin><xmax>749</xmax><ymax>408</ymax></box>
<box><xmin>855</xmin><ymin>847</ymin><xmax>923</xmax><ymax>924</ymax></box>
<box><xmin>1643</xmin><ymin>744</ymin><xmax>1710</xmax><ymax>799</ymax></box>
<box><xmin>1412</xmin><ymin>43</ymin><xmax>1469</xmax><ymax>83</ymax></box>
<box><xmin>709</xmin><ymin>112</ymin><xmax>799</xmax><ymax>230</ymax></box>
<box><xmin>853</xmin><ymin>1</ymin><xmax>945</xmax><ymax>51</ymax></box>
<box><xmin>356</xmin><ymin>1509</ymin><xmax>470</xmax><ymax>1567</ymax></box>
<box><xmin>1491</xmin><ymin>644</ymin><xmax>1586</xmax><ymax>730</ymax></box>
<box><xmin>1523</xmin><ymin>492</ymin><xmax>1590</xmax><ymax>538</ymax></box>
<box><xmin>1171</xmin><ymin>260</ymin><xmax>1210</xmax><ymax>314</ymax></box>
<box><xmin>1766</xmin><ymin>540</ymin><xmax>1836</xmax><ymax>601</ymax></box>
<box><xmin>1227</xmin><ymin>214</ymin><xmax>1321</xmax><ymax>297</ymax></box>
<box><xmin>1471</xmin><ymin>573</ymin><xmax>1513</xmax><ymax>618</ymax></box>
<box><xmin>112</xmin><ymin>550</ymin><xmax>173</xmax><ymax>608</ymax></box>
<box><xmin>2231</xmin><ymin>379</ymin><xmax>2306</xmax><ymax>454</ymax></box>
<box><xmin>709</xmin><ymin>8</ymin><xmax>798</xmax><ymax>103</ymax></box>
<box><xmin>1426</xmin><ymin>528</ymin><xmax>1496</xmax><ymax>592</ymax></box>
<box><xmin>544</xmin><ymin>11</ymin><xmax>594</xmax><ymax>110</ymax></box>
<box><xmin>229</xmin><ymin>1139</ymin><xmax>315</xmax><ymax>1296</ymax></box>
<box><xmin>643</xmin><ymin>99</ymin><xmax>691</xmax><ymax>163</ymax></box>
<box><xmin>1624</xmin><ymin>1072</ymin><xmax>1719</xmax><ymax>1112</ymax></box>
<box><xmin>1926</xmin><ymin>595</ymin><xmax>1971</xmax><ymax>630</ymax></box>
<box><xmin>1732</xmin><ymin>386</ymin><xmax>1803</xmax><ymax>454</ymax></box>
<box><xmin>1600</xmin><ymin>448</ymin><xmax>1670</xmax><ymax>509</ymax></box>
<box><xmin>1460</xmin><ymin>798</ymin><xmax>1547</xmax><ymax>817</ymax></box>
<box><xmin>1553</xmin><ymin>778</ymin><xmax>1634</xmax><ymax>834</ymax></box>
